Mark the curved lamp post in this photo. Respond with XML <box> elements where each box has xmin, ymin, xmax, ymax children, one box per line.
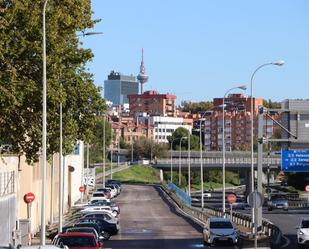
<box><xmin>250</xmin><ymin>60</ymin><xmax>284</xmax><ymax>194</ymax></box>
<box><xmin>222</xmin><ymin>85</ymin><xmax>247</xmax><ymax>215</ymax></box>
<box><xmin>249</xmin><ymin>61</ymin><xmax>284</xmax><ymax>232</ymax></box>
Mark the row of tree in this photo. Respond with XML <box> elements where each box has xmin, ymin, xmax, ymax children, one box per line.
<box><xmin>0</xmin><ymin>0</ymin><xmax>105</xmax><ymax>162</ymax></box>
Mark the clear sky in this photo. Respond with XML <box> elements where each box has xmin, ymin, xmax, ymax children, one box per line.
<box><xmin>81</xmin><ymin>0</ymin><xmax>309</xmax><ymax>104</ymax></box>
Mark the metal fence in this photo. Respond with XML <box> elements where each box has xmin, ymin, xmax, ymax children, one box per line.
<box><xmin>0</xmin><ymin>171</ymin><xmax>15</xmax><ymax>197</ymax></box>
<box><xmin>167</xmin><ymin>180</ymin><xmax>192</xmax><ymax>206</ymax></box>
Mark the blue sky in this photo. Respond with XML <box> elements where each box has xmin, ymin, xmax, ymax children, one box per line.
<box><xmin>82</xmin><ymin>1</ymin><xmax>309</xmax><ymax>104</ymax></box>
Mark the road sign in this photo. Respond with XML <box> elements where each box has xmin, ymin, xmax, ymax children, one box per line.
<box><xmin>227</xmin><ymin>194</ymin><xmax>237</xmax><ymax>204</ymax></box>
<box><xmin>247</xmin><ymin>191</ymin><xmax>264</xmax><ymax>208</ymax></box>
<box><xmin>305</xmin><ymin>185</ymin><xmax>309</xmax><ymax>192</ymax></box>
<box><xmin>281</xmin><ymin>150</ymin><xmax>309</xmax><ymax>172</ymax></box>
<box><xmin>24</xmin><ymin>192</ymin><xmax>35</xmax><ymax>203</ymax></box>
<box><xmin>79</xmin><ymin>186</ymin><xmax>85</xmax><ymax>193</ymax></box>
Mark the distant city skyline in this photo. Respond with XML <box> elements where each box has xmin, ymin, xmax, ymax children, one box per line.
<box><xmin>81</xmin><ymin>1</ymin><xmax>309</xmax><ymax>104</ymax></box>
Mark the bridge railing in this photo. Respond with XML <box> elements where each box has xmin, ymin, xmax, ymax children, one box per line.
<box><xmin>157</xmin><ymin>157</ymin><xmax>281</xmax><ymax>165</ymax></box>
<box><xmin>167</xmin><ymin>181</ymin><xmax>191</xmax><ymax>206</ymax></box>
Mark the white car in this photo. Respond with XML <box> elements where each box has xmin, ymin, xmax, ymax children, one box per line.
<box><xmin>203</xmin><ymin>218</ymin><xmax>238</xmax><ymax>246</ymax></box>
<box><xmin>297</xmin><ymin>218</ymin><xmax>309</xmax><ymax>248</ymax></box>
<box><xmin>80</xmin><ymin>206</ymin><xmax>118</xmax><ymax>217</ymax></box>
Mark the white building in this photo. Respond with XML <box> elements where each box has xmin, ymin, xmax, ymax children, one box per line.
<box><xmin>148</xmin><ymin>116</ymin><xmax>192</xmax><ymax>143</ymax></box>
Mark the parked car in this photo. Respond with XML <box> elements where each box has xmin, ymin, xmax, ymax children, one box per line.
<box><xmin>86</xmin><ymin>199</ymin><xmax>120</xmax><ymax>214</ymax></box>
<box><xmin>95</xmin><ymin>188</ymin><xmax>111</xmax><ymax>199</ymax></box>
<box><xmin>66</xmin><ymin>227</ymin><xmax>101</xmax><ymax>242</ymax></box>
<box><xmin>106</xmin><ymin>179</ymin><xmax>121</xmax><ymax>189</ymax></box>
<box><xmin>79</xmin><ymin>217</ymin><xmax>119</xmax><ymax>237</ymax></box>
<box><xmin>80</xmin><ymin>206</ymin><xmax>118</xmax><ymax>217</ymax></box>
<box><xmin>267</xmin><ymin>194</ymin><xmax>288</xmax><ymax>211</ymax></box>
<box><xmin>74</xmin><ymin>222</ymin><xmax>109</xmax><ymax>240</ymax></box>
<box><xmin>83</xmin><ymin>212</ymin><xmax>119</xmax><ymax>223</ymax></box>
<box><xmin>296</xmin><ymin>218</ymin><xmax>309</xmax><ymax>248</ymax></box>
<box><xmin>203</xmin><ymin>218</ymin><xmax>238</xmax><ymax>246</ymax></box>
<box><xmin>52</xmin><ymin>232</ymin><xmax>102</xmax><ymax>248</ymax></box>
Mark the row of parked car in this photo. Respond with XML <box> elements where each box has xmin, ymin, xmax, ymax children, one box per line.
<box><xmin>50</xmin><ymin>179</ymin><xmax>122</xmax><ymax>248</ymax></box>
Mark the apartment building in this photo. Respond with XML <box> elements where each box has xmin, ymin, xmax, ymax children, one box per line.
<box><xmin>128</xmin><ymin>90</ymin><xmax>177</xmax><ymax>117</ymax></box>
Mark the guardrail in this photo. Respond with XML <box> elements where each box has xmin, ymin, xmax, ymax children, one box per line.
<box><xmin>157</xmin><ymin>157</ymin><xmax>281</xmax><ymax>165</ymax></box>
<box><xmin>167</xmin><ymin>181</ymin><xmax>192</xmax><ymax>206</ymax></box>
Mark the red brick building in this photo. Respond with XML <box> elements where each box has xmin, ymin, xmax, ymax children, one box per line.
<box><xmin>128</xmin><ymin>90</ymin><xmax>177</xmax><ymax>117</ymax></box>
<box><xmin>213</xmin><ymin>94</ymin><xmax>263</xmax><ymax>113</ymax></box>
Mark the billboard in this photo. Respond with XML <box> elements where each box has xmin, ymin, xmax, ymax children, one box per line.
<box><xmin>281</xmin><ymin>149</ymin><xmax>309</xmax><ymax>172</ymax></box>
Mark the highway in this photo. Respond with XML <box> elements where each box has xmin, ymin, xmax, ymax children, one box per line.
<box><xmin>104</xmin><ymin>184</ymin><xmax>240</xmax><ymax>249</ymax></box>
<box><xmin>207</xmin><ymin>201</ymin><xmax>309</xmax><ymax>249</ymax></box>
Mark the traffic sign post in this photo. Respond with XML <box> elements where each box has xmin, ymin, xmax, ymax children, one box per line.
<box><xmin>79</xmin><ymin>186</ymin><xmax>85</xmax><ymax>193</ymax></box>
<box><xmin>247</xmin><ymin>191</ymin><xmax>264</xmax><ymax>249</ymax></box>
<box><xmin>24</xmin><ymin>192</ymin><xmax>35</xmax><ymax>219</ymax></box>
<box><xmin>227</xmin><ymin>194</ymin><xmax>236</xmax><ymax>219</ymax></box>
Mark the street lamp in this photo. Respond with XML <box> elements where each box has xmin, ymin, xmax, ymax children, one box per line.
<box><xmin>41</xmin><ymin>0</ymin><xmax>49</xmax><ymax>244</ymax></box>
<box><xmin>58</xmin><ymin>31</ymin><xmax>103</xmax><ymax>236</ymax></box>
<box><xmin>250</xmin><ymin>60</ymin><xmax>284</xmax><ymax>194</ymax></box>
<box><xmin>103</xmin><ymin>114</ymin><xmax>106</xmax><ymax>188</ymax></box>
<box><xmin>199</xmin><ymin>111</ymin><xmax>209</xmax><ymax>210</ymax></box>
<box><xmin>222</xmin><ymin>85</ymin><xmax>247</xmax><ymax>215</ymax></box>
<box><xmin>249</xmin><ymin>61</ymin><xmax>284</xmax><ymax>234</ymax></box>
<box><xmin>179</xmin><ymin>136</ymin><xmax>188</xmax><ymax>187</ymax></box>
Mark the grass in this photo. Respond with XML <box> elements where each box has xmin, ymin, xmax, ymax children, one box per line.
<box><xmin>109</xmin><ymin>165</ymin><xmax>161</xmax><ymax>184</ymax></box>
<box><xmin>95</xmin><ymin>164</ymin><xmax>119</xmax><ymax>175</ymax></box>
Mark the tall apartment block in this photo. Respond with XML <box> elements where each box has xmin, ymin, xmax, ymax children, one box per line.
<box><xmin>104</xmin><ymin>71</ymin><xmax>139</xmax><ymax>105</ymax></box>
<box><xmin>128</xmin><ymin>90</ymin><xmax>177</xmax><ymax>117</ymax></box>
<box><xmin>197</xmin><ymin>94</ymin><xmax>273</xmax><ymax>151</ymax></box>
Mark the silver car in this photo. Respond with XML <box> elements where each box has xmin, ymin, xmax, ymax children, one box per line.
<box><xmin>297</xmin><ymin>218</ymin><xmax>309</xmax><ymax>248</ymax></box>
<box><xmin>203</xmin><ymin>218</ymin><xmax>238</xmax><ymax>246</ymax></box>
<box><xmin>267</xmin><ymin>195</ymin><xmax>288</xmax><ymax>211</ymax></box>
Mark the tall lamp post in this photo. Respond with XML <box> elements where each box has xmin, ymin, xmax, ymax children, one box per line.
<box><xmin>103</xmin><ymin>115</ymin><xmax>106</xmax><ymax>188</ymax></box>
<box><xmin>58</xmin><ymin>31</ymin><xmax>103</xmax><ymax>236</ymax></box>
<box><xmin>41</xmin><ymin>0</ymin><xmax>49</xmax><ymax>244</ymax></box>
<box><xmin>249</xmin><ymin>61</ymin><xmax>284</xmax><ymax>192</ymax></box>
<box><xmin>179</xmin><ymin>136</ymin><xmax>188</xmax><ymax>187</ymax></box>
<box><xmin>199</xmin><ymin>112</ymin><xmax>208</xmax><ymax>210</ymax></box>
<box><xmin>222</xmin><ymin>85</ymin><xmax>247</xmax><ymax>215</ymax></box>
<box><xmin>249</xmin><ymin>60</ymin><xmax>284</xmax><ymax>227</ymax></box>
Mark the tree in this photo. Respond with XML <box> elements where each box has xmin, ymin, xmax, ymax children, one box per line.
<box><xmin>133</xmin><ymin>137</ymin><xmax>168</xmax><ymax>160</ymax></box>
<box><xmin>0</xmin><ymin>0</ymin><xmax>104</xmax><ymax>162</ymax></box>
<box><xmin>168</xmin><ymin>127</ymin><xmax>200</xmax><ymax>150</ymax></box>
<box><xmin>263</xmin><ymin>99</ymin><xmax>281</xmax><ymax>109</ymax></box>
<box><xmin>180</xmin><ymin>101</ymin><xmax>213</xmax><ymax>113</ymax></box>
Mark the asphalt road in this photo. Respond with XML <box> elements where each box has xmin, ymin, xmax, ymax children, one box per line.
<box><xmin>104</xmin><ymin>184</ymin><xmax>239</xmax><ymax>249</ymax></box>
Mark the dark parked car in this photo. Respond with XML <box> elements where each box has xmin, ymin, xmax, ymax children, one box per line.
<box><xmin>52</xmin><ymin>232</ymin><xmax>102</xmax><ymax>249</ymax></box>
<box><xmin>74</xmin><ymin>222</ymin><xmax>109</xmax><ymax>240</ymax></box>
<box><xmin>79</xmin><ymin>217</ymin><xmax>119</xmax><ymax>236</ymax></box>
